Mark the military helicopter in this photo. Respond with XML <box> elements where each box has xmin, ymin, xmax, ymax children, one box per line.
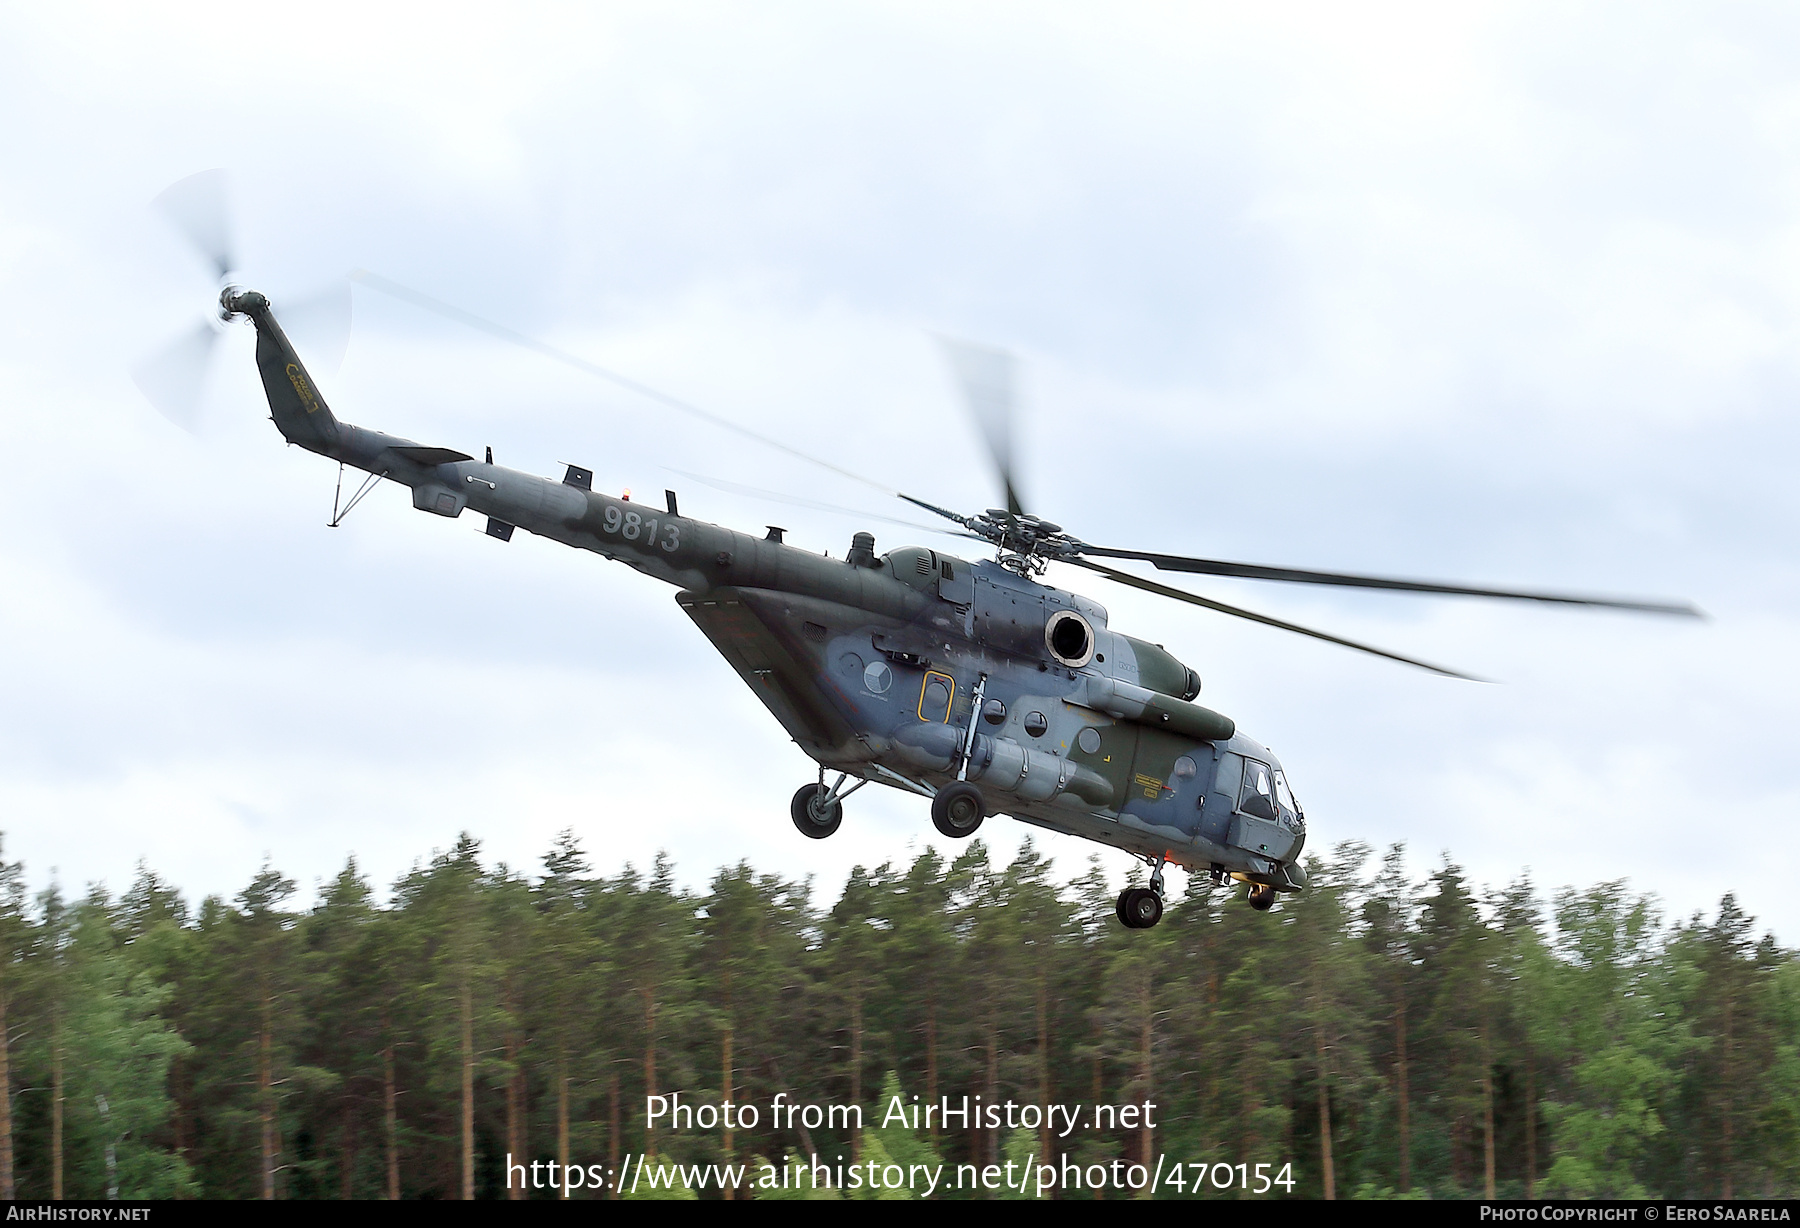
<box><xmin>136</xmin><ymin>173</ymin><xmax>1701</xmax><ymax>927</ymax></box>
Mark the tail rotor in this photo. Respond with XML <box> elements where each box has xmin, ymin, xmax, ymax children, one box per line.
<box><xmin>151</xmin><ymin>167</ymin><xmax>236</xmax><ymax>282</ymax></box>
<box><xmin>132</xmin><ymin>170</ymin><xmax>350</xmax><ymax>434</ymax></box>
<box><xmin>130</xmin><ymin>314</ymin><xmax>228</xmax><ymax>434</ymax></box>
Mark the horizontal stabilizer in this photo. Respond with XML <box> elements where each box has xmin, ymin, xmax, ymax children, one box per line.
<box><xmin>391</xmin><ymin>445</ymin><xmax>474</xmax><ymax>466</ymax></box>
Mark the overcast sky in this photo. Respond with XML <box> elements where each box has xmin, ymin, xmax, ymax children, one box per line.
<box><xmin>0</xmin><ymin>3</ymin><xmax>1794</xmax><ymax>941</ymax></box>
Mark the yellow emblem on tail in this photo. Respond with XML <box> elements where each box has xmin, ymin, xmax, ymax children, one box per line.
<box><xmin>285</xmin><ymin>363</ymin><xmax>319</xmax><ymax>413</ymax></box>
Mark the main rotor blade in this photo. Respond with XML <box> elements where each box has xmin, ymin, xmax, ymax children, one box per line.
<box><xmin>936</xmin><ymin>336</ymin><xmax>1025</xmax><ymax>515</ymax></box>
<box><xmin>896</xmin><ymin>491</ymin><xmax>977</xmax><ymax>528</ymax></box>
<box><xmin>352</xmin><ymin>269</ymin><xmax>896</xmax><ymax>497</ymax></box>
<box><xmin>1076</xmin><ymin>546</ymin><xmax>1703</xmax><ymax>618</ymax></box>
<box><xmin>152</xmin><ymin>169</ymin><xmax>234</xmax><ymax>280</ymax></box>
<box><xmin>668</xmin><ymin>470</ymin><xmax>986</xmax><ymax>540</ymax></box>
<box><xmin>279</xmin><ymin>277</ymin><xmax>353</xmax><ymax>376</ymax></box>
<box><xmin>131</xmin><ymin>319</ymin><xmax>222</xmax><ymax>434</ymax></box>
<box><xmin>1067</xmin><ymin>558</ymin><xmax>1483</xmax><ymax>680</ymax></box>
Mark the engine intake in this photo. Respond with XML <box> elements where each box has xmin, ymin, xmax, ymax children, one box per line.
<box><xmin>1044</xmin><ymin>609</ymin><xmax>1095</xmax><ymax>667</ymax></box>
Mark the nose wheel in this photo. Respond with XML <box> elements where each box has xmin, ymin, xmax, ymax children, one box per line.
<box><xmin>1116</xmin><ymin>887</ymin><xmax>1163</xmax><ymax>929</ymax></box>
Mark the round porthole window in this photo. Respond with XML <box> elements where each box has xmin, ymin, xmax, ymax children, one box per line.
<box><xmin>1173</xmin><ymin>755</ymin><xmax>1198</xmax><ymax>780</ymax></box>
<box><xmin>1077</xmin><ymin>727</ymin><xmax>1101</xmax><ymax>754</ymax></box>
<box><xmin>863</xmin><ymin>660</ymin><xmax>892</xmax><ymax>694</ymax></box>
<box><xmin>981</xmin><ymin>698</ymin><xmax>1008</xmax><ymax>725</ymax></box>
<box><xmin>1024</xmin><ymin>711</ymin><xmax>1049</xmax><ymax>737</ymax></box>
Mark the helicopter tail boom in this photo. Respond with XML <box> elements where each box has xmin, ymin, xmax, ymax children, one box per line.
<box><xmin>227</xmin><ymin>292</ymin><xmax>731</xmax><ymax>588</ymax></box>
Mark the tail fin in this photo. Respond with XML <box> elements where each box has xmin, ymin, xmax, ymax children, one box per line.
<box><xmin>225</xmin><ymin>289</ymin><xmax>341</xmax><ymax>453</ymax></box>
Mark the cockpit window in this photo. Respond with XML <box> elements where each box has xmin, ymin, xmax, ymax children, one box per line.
<box><xmin>1274</xmin><ymin>769</ymin><xmax>1298</xmax><ymax>815</ymax></box>
<box><xmin>1239</xmin><ymin>760</ymin><xmax>1275</xmax><ymax>812</ymax></box>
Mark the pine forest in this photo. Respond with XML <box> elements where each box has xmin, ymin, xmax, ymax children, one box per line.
<box><xmin>0</xmin><ymin>830</ymin><xmax>1794</xmax><ymax>1200</ymax></box>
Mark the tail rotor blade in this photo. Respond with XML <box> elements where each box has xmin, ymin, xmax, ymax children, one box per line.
<box><xmin>152</xmin><ymin>169</ymin><xmax>235</xmax><ymax>280</ymax></box>
<box><xmin>936</xmin><ymin>335</ymin><xmax>1024</xmax><ymax>515</ymax></box>
<box><xmin>131</xmin><ymin>320</ymin><xmax>222</xmax><ymax>434</ymax></box>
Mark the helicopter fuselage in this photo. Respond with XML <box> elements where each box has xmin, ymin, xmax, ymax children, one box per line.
<box><xmin>235</xmin><ymin>289</ymin><xmax>1307</xmax><ymax>893</ymax></box>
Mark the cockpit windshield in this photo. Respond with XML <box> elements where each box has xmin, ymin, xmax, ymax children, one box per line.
<box><xmin>1274</xmin><ymin>768</ymin><xmax>1300</xmax><ymax>816</ymax></box>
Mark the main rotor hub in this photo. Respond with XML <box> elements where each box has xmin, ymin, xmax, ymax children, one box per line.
<box><xmin>962</xmin><ymin>509</ymin><xmax>1081</xmax><ymax>575</ymax></box>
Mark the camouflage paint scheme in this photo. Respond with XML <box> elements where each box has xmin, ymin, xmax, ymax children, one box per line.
<box><xmin>231</xmin><ymin>290</ymin><xmax>1307</xmax><ymax>893</ymax></box>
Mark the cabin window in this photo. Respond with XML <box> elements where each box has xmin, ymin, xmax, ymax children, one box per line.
<box><xmin>1173</xmin><ymin>755</ymin><xmax>1197</xmax><ymax>780</ymax></box>
<box><xmin>1215</xmin><ymin>753</ymin><xmax>1243</xmax><ymax>799</ymax></box>
<box><xmin>1023</xmin><ymin>711</ymin><xmax>1049</xmax><ymax>737</ymax></box>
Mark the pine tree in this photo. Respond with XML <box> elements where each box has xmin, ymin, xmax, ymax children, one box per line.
<box><xmin>0</xmin><ymin>841</ymin><xmax>27</xmax><ymax>1199</ymax></box>
<box><xmin>1283</xmin><ymin>842</ymin><xmax>1374</xmax><ymax>1200</ymax></box>
<box><xmin>301</xmin><ymin>860</ymin><xmax>380</xmax><ymax>1198</ymax></box>
<box><xmin>395</xmin><ymin>835</ymin><xmax>497</xmax><ymax>1200</ymax></box>
<box><xmin>236</xmin><ymin>866</ymin><xmax>315</xmax><ymax>1198</ymax></box>
<box><xmin>699</xmin><ymin>861</ymin><xmax>811</xmax><ymax>1196</ymax></box>
<box><xmin>1361</xmin><ymin>844</ymin><xmax>1420</xmax><ymax>1194</ymax></box>
<box><xmin>1675</xmin><ymin>895</ymin><xmax>1779</xmax><ymax>1197</ymax></box>
<box><xmin>817</xmin><ymin>862</ymin><xmax>891</xmax><ymax>1163</ymax></box>
<box><xmin>875</xmin><ymin>849</ymin><xmax>958</xmax><ymax>1146</ymax></box>
<box><xmin>1490</xmin><ymin>873</ymin><xmax>1549</xmax><ymax>1198</ymax></box>
<box><xmin>1413</xmin><ymin>859</ymin><xmax>1495</xmax><ymax>1195</ymax></box>
<box><xmin>604</xmin><ymin>854</ymin><xmax>695</xmax><ymax>1165</ymax></box>
<box><xmin>530</xmin><ymin>830</ymin><xmax>599</xmax><ymax>1200</ymax></box>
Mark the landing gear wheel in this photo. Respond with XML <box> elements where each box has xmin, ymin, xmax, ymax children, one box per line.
<box><xmin>930</xmin><ymin>782</ymin><xmax>985</xmax><ymax>839</ymax></box>
<box><xmin>1248</xmin><ymin>884</ymin><xmax>1277</xmax><ymax>912</ymax></box>
<box><xmin>790</xmin><ymin>784</ymin><xmax>842</xmax><ymax>840</ymax></box>
<box><xmin>1117</xmin><ymin>887</ymin><xmax>1164</xmax><ymax>929</ymax></box>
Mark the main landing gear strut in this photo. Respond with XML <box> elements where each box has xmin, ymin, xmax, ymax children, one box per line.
<box><xmin>1116</xmin><ymin>857</ymin><xmax>1168</xmax><ymax>930</ymax></box>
